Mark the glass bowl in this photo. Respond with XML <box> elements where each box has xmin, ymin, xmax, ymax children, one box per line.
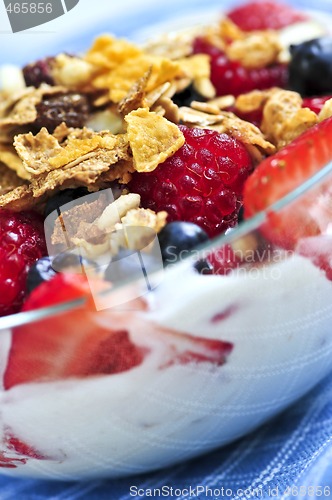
<box><xmin>0</xmin><ymin>159</ymin><xmax>331</xmax><ymax>481</ymax></box>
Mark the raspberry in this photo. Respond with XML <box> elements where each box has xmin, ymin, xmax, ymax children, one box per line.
<box><xmin>22</xmin><ymin>57</ymin><xmax>55</xmax><ymax>88</ymax></box>
<box><xmin>302</xmin><ymin>96</ymin><xmax>332</xmax><ymax>114</ymax></box>
<box><xmin>193</xmin><ymin>38</ymin><xmax>287</xmax><ymax>97</ymax></box>
<box><xmin>128</xmin><ymin>126</ymin><xmax>254</xmax><ymax>237</ymax></box>
<box><xmin>227</xmin><ymin>1</ymin><xmax>307</xmax><ymax>31</ymax></box>
<box><xmin>34</xmin><ymin>93</ymin><xmax>90</xmax><ymax>133</ymax></box>
<box><xmin>0</xmin><ymin>210</ymin><xmax>47</xmax><ymax>317</ymax></box>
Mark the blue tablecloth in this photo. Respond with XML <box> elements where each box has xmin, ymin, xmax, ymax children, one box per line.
<box><xmin>1</xmin><ymin>371</ymin><xmax>332</xmax><ymax>499</ymax></box>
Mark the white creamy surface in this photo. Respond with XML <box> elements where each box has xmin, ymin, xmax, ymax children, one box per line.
<box><xmin>0</xmin><ymin>253</ymin><xmax>331</xmax><ymax>479</ymax></box>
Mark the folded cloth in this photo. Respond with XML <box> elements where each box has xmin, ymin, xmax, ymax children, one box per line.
<box><xmin>0</xmin><ymin>370</ymin><xmax>332</xmax><ymax>500</ymax></box>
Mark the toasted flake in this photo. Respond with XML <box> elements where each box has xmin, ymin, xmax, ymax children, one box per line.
<box><xmin>51</xmin><ymin>192</ymin><xmax>109</xmax><ymax>246</ymax></box>
<box><xmin>235</xmin><ymin>89</ymin><xmax>279</xmax><ymax>113</ymax></box>
<box><xmin>191</xmin><ymin>101</ymin><xmax>223</xmax><ymax>115</ymax></box>
<box><xmin>0</xmin><ymin>163</ymin><xmax>25</xmax><ymax>195</ymax></box>
<box><xmin>14</xmin><ymin>128</ymin><xmax>63</xmax><ymax>176</ymax></box>
<box><xmin>85</xmin><ymin>35</ymin><xmax>183</xmax><ymax>103</ymax></box>
<box><xmin>179</xmin><ymin>107</ymin><xmax>225</xmax><ymax>126</ymax></box>
<box><xmin>0</xmin><ymin>85</ymin><xmax>67</xmax><ymax>128</ymax></box>
<box><xmin>207</xmin><ymin>95</ymin><xmax>236</xmax><ymax>109</ymax></box>
<box><xmin>261</xmin><ymin>90</ymin><xmax>318</xmax><ymax>149</ymax></box>
<box><xmin>318</xmin><ymin>98</ymin><xmax>332</xmax><ymax>122</ymax></box>
<box><xmin>0</xmin><ymin>184</ymin><xmax>42</xmax><ymax>211</ymax></box>
<box><xmin>125</xmin><ymin>107</ymin><xmax>184</xmax><ymax>172</ymax></box>
<box><xmin>86</xmin><ymin>35</ymin><xmax>143</xmax><ymax>71</ymax></box>
<box><xmin>118</xmin><ymin>70</ymin><xmax>150</xmax><ymax>116</ymax></box>
<box><xmin>0</xmin><ymin>144</ymin><xmax>29</xmax><ymax>179</ymax></box>
<box><xmin>180</xmin><ymin>107</ymin><xmax>275</xmax><ymax>155</ymax></box>
<box><xmin>225</xmin><ymin>31</ymin><xmax>282</xmax><ymax>69</ymax></box>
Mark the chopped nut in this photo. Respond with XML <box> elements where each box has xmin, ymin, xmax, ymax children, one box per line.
<box><xmin>125</xmin><ymin>107</ymin><xmax>184</xmax><ymax>172</ymax></box>
<box><xmin>51</xmin><ymin>54</ymin><xmax>94</xmax><ymax>88</ymax></box>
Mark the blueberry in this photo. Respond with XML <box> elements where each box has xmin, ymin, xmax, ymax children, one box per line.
<box><xmin>26</xmin><ymin>256</ymin><xmax>56</xmax><ymax>293</ymax></box>
<box><xmin>288</xmin><ymin>37</ymin><xmax>332</xmax><ymax>96</ymax></box>
<box><xmin>27</xmin><ymin>253</ymin><xmax>96</xmax><ymax>293</ymax></box>
<box><xmin>44</xmin><ymin>187</ymin><xmax>89</xmax><ymax>218</ymax></box>
<box><xmin>194</xmin><ymin>258</ymin><xmax>213</xmax><ymax>275</ymax></box>
<box><xmin>172</xmin><ymin>84</ymin><xmax>205</xmax><ymax>107</ymax></box>
<box><xmin>158</xmin><ymin>221</ymin><xmax>209</xmax><ymax>265</ymax></box>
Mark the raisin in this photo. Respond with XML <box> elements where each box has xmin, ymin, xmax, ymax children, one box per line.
<box><xmin>34</xmin><ymin>93</ymin><xmax>90</xmax><ymax>132</ymax></box>
<box><xmin>23</xmin><ymin>58</ymin><xmax>55</xmax><ymax>88</ymax></box>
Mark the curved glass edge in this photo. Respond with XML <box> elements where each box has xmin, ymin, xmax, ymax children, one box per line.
<box><xmin>0</xmin><ymin>159</ymin><xmax>331</xmax><ymax>332</ymax></box>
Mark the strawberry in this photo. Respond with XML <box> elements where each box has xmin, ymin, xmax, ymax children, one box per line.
<box><xmin>227</xmin><ymin>0</ymin><xmax>307</xmax><ymax>31</ymax></box>
<box><xmin>4</xmin><ymin>273</ymin><xmax>233</xmax><ymax>389</ymax></box>
<box><xmin>243</xmin><ymin>116</ymin><xmax>332</xmax><ymax>248</ymax></box>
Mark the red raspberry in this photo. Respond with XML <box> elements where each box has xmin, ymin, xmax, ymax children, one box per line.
<box><xmin>128</xmin><ymin>126</ymin><xmax>254</xmax><ymax>237</ymax></box>
<box><xmin>193</xmin><ymin>38</ymin><xmax>288</xmax><ymax>97</ymax></box>
<box><xmin>0</xmin><ymin>210</ymin><xmax>47</xmax><ymax>317</ymax></box>
<box><xmin>302</xmin><ymin>96</ymin><xmax>332</xmax><ymax>114</ymax></box>
<box><xmin>227</xmin><ymin>1</ymin><xmax>307</xmax><ymax>31</ymax></box>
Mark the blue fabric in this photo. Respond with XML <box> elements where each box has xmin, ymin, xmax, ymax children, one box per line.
<box><xmin>1</xmin><ymin>371</ymin><xmax>332</xmax><ymax>499</ymax></box>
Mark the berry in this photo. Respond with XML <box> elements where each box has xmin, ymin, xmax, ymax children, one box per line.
<box><xmin>34</xmin><ymin>93</ymin><xmax>90</xmax><ymax>133</ymax></box>
<box><xmin>158</xmin><ymin>221</ymin><xmax>209</xmax><ymax>264</ymax></box>
<box><xmin>172</xmin><ymin>84</ymin><xmax>205</xmax><ymax>107</ymax></box>
<box><xmin>4</xmin><ymin>273</ymin><xmax>233</xmax><ymax>388</ymax></box>
<box><xmin>193</xmin><ymin>37</ymin><xmax>288</xmax><ymax>97</ymax></box>
<box><xmin>243</xmin><ymin>116</ymin><xmax>332</xmax><ymax>248</ymax></box>
<box><xmin>128</xmin><ymin>125</ymin><xmax>254</xmax><ymax>237</ymax></box>
<box><xmin>22</xmin><ymin>57</ymin><xmax>55</xmax><ymax>87</ymax></box>
<box><xmin>4</xmin><ymin>274</ymin><xmax>146</xmax><ymax>389</ymax></box>
<box><xmin>26</xmin><ymin>253</ymin><xmax>95</xmax><ymax>293</ymax></box>
<box><xmin>227</xmin><ymin>0</ymin><xmax>307</xmax><ymax>31</ymax></box>
<box><xmin>0</xmin><ymin>210</ymin><xmax>46</xmax><ymax>317</ymax></box>
<box><xmin>302</xmin><ymin>95</ymin><xmax>332</xmax><ymax>114</ymax></box>
<box><xmin>207</xmin><ymin>245</ymin><xmax>241</xmax><ymax>275</ymax></box>
<box><xmin>44</xmin><ymin>187</ymin><xmax>89</xmax><ymax>218</ymax></box>
<box><xmin>288</xmin><ymin>38</ymin><xmax>332</xmax><ymax>96</ymax></box>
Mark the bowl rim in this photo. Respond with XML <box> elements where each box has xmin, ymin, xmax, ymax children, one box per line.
<box><xmin>1</xmin><ymin>158</ymin><xmax>331</xmax><ymax>331</ymax></box>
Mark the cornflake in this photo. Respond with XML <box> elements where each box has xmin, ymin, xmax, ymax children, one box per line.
<box><xmin>124</xmin><ymin>107</ymin><xmax>185</xmax><ymax>172</ymax></box>
<box><xmin>85</xmin><ymin>35</ymin><xmax>184</xmax><ymax>103</ymax></box>
<box><xmin>261</xmin><ymin>89</ymin><xmax>318</xmax><ymax>149</ymax></box>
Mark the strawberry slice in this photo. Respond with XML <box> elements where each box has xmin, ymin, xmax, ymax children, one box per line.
<box><xmin>227</xmin><ymin>0</ymin><xmax>307</xmax><ymax>31</ymax></box>
<box><xmin>0</xmin><ymin>431</ymin><xmax>51</xmax><ymax>468</ymax></box>
<box><xmin>4</xmin><ymin>274</ymin><xmax>146</xmax><ymax>389</ymax></box>
<box><xmin>4</xmin><ymin>274</ymin><xmax>233</xmax><ymax>389</ymax></box>
<box><xmin>243</xmin><ymin>116</ymin><xmax>332</xmax><ymax>248</ymax></box>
